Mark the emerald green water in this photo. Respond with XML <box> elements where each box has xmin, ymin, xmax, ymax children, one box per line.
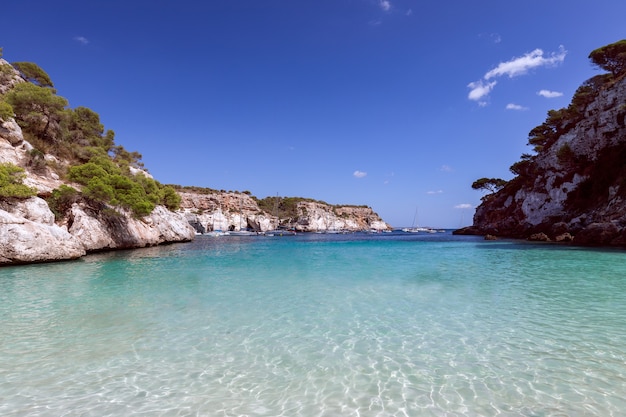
<box><xmin>1</xmin><ymin>232</ymin><xmax>626</xmax><ymax>416</ymax></box>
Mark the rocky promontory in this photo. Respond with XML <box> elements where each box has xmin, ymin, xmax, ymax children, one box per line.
<box><xmin>457</xmin><ymin>41</ymin><xmax>626</xmax><ymax>246</ymax></box>
<box><xmin>178</xmin><ymin>191</ymin><xmax>390</xmax><ymax>234</ymax></box>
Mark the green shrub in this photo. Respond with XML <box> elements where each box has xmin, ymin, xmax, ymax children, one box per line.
<box><xmin>160</xmin><ymin>186</ymin><xmax>181</xmax><ymax>211</ymax></box>
<box><xmin>46</xmin><ymin>185</ymin><xmax>79</xmax><ymax>219</ymax></box>
<box><xmin>0</xmin><ymin>163</ymin><xmax>37</xmax><ymax>198</ymax></box>
<box><xmin>556</xmin><ymin>143</ymin><xmax>576</xmax><ymax>165</ymax></box>
<box><xmin>128</xmin><ymin>200</ymin><xmax>155</xmax><ymax>217</ymax></box>
<box><xmin>83</xmin><ymin>176</ymin><xmax>115</xmax><ymax>203</ymax></box>
<box><xmin>68</xmin><ymin>157</ymin><xmax>182</xmax><ymax>217</ymax></box>
<box><xmin>0</xmin><ymin>101</ymin><xmax>13</xmax><ymax>121</ymax></box>
<box><xmin>68</xmin><ymin>162</ymin><xmax>109</xmax><ymax>184</ymax></box>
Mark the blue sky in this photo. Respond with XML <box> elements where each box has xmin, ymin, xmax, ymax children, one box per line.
<box><xmin>2</xmin><ymin>0</ymin><xmax>625</xmax><ymax>227</ymax></box>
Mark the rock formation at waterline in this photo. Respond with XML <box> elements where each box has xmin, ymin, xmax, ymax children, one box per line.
<box><xmin>458</xmin><ymin>42</ymin><xmax>626</xmax><ymax>246</ymax></box>
<box><xmin>178</xmin><ymin>192</ymin><xmax>390</xmax><ymax>233</ymax></box>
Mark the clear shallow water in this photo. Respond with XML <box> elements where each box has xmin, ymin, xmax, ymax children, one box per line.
<box><xmin>2</xmin><ymin>232</ymin><xmax>626</xmax><ymax>417</ymax></box>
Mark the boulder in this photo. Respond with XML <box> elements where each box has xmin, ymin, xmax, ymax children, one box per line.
<box><xmin>68</xmin><ymin>203</ymin><xmax>195</xmax><ymax>252</ymax></box>
<box><xmin>528</xmin><ymin>232</ymin><xmax>551</xmax><ymax>242</ymax></box>
<box><xmin>554</xmin><ymin>232</ymin><xmax>574</xmax><ymax>242</ymax></box>
<box><xmin>0</xmin><ymin>205</ymin><xmax>85</xmax><ymax>264</ymax></box>
<box><xmin>573</xmin><ymin>222</ymin><xmax>620</xmax><ymax>246</ymax></box>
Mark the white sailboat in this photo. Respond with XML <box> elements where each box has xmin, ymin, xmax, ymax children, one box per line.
<box><xmin>402</xmin><ymin>207</ymin><xmax>421</xmax><ymax>233</ymax></box>
<box><xmin>401</xmin><ymin>207</ymin><xmax>435</xmax><ymax>233</ymax></box>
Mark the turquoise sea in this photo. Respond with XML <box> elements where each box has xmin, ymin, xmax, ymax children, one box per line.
<box><xmin>2</xmin><ymin>231</ymin><xmax>626</xmax><ymax>417</ymax></box>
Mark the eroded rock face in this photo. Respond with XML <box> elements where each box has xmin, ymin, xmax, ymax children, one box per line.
<box><xmin>178</xmin><ymin>192</ymin><xmax>391</xmax><ymax>233</ymax></box>
<box><xmin>295</xmin><ymin>201</ymin><xmax>389</xmax><ymax>232</ymax></box>
<box><xmin>467</xmin><ymin>74</ymin><xmax>626</xmax><ymax>246</ymax></box>
<box><xmin>179</xmin><ymin>192</ymin><xmax>272</xmax><ymax>232</ymax></box>
<box><xmin>0</xmin><ymin>196</ymin><xmax>54</xmax><ymax>225</ymax></box>
<box><xmin>573</xmin><ymin>223</ymin><xmax>621</xmax><ymax>246</ymax></box>
<box><xmin>0</xmin><ymin>198</ymin><xmax>85</xmax><ymax>264</ymax></box>
<box><xmin>0</xmin><ymin>58</ymin><xmax>24</xmax><ymax>95</ymax></box>
<box><xmin>0</xmin><ymin>197</ymin><xmax>195</xmax><ymax>265</ymax></box>
<box><xmin>68</xmin><ymin>203</ymin><xmax>195</xmax><ymax>252</ymax></box>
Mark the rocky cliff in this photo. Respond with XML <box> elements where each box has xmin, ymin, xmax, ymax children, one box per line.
<box><xmin>459</xmin><ymin>55</ymin><xmax>626</xmax><ymax>246</ymax></box>
<box><xmin>178</xmin><ymin>191</ymin><xmax>390</xmax><ymax>233</ymax></box>
<box><xmin>0</xmin><ymin>112</ymin><xmax>195</xmax><ymax>264</ymax></box>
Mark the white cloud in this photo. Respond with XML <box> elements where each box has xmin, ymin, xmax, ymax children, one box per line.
<box><xmin>353</xmin><ymin>170</ymin><xmax>367</xmax><ymax>178</ymax></box>
<box><xmin>455</xmin><ymin>203</ymin><xmax>473</xmax><ymax>209</ymax></box>
<box><xmin>485</xmin><ymin>46</ymin><xmax>567</xmax><ymax>80</ymax></box>
<box><xmin>468</xmin><ymin>80</ymin><xmax>497</xmax><ymax>101</ymax></box>
<box><xmin>379</xmin><ymin>0</ymin><xmax>391</xmax><ymax>11</ymax></box>
<box><xmin>506</xmin><ymin>103</ymin><xmax>528</xmax><ymax>111</ymax></box>
<box><xmin>427</xmin><ymin>190</ymin><xmax>443</xmax><ymax>195</ymax></box>
<box><xmin>74</xmin><ymin>36</ymin><xmax>89</xmax><ymax>45</ymax></box>
<box><xmin>405</xmin><ymin>8</ymin><xmax>413</xmax><ymax>16</ymax></box>
<box><xmin>468</xmin><ymin>46</ymin><xmax>566</xmax><ymax>103</ymax></box>
<box><xmin>537</xmin><ymin>89</ymin><xmax>563</xmax><ymax>98</ymax></box>
<box><xmin>440</xmin><ymin>165</ymin><xmax>453</xmax><ymax>172</ymax></box>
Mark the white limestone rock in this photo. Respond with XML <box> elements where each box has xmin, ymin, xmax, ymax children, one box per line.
<box><xmin>0</xmin><ymin>196</ymin><xmax>55</xmax><ymax>225</ymax></box>
<box><xmin>68</xmin><ymin>203</ymin><xmax>195</xmax><ymax>252</ymax></box>
<box><xmin>0</xmin><ymin>202</ymin><xmax>85</xmax><ymax>264</ymax></box>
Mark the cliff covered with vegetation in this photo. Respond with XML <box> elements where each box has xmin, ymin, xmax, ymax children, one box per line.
<box><xmin>459</xmin><ymin>40</ymin><xmax>626</xmax><ymax>246</ymax></box>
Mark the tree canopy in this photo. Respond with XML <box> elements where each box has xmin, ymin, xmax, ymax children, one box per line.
<box><xmin>589</xmin><ymin>39</ymin><xmax>626</xmax><ymax>76</ymax></box>
<box><xmin>5</xmin><ymin>82</ymin><xmax>68</xmax><ymax>142</ymax></box>
<box><xmin>11</xmin><ymin>62</ymin><xmax>54</xmax><ymax>88</ymax></box>
<box><xmin>471</xmin><ymin>177</ymin><xmax>507</xmax><ymax>194</ymax></box>
<box><xmin>68</xmin><ymin>156</ymin><xmax>180</xmax><ymax>217</ymax></box>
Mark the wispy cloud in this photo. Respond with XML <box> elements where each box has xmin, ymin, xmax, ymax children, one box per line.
<box><xmin>468</xmin><ymin>46</ymin><xmax>567</xmax><ymax>103</ymax></box>
<box><xmin>379</xmin><ymin>0</ymin><xmax>391</xmax><ymax>11</ymax></box>
<box><xmin>74</xmin><ymin>36</ymin><xmax>89</xmax><ymax>45</ymax></box>
<box><xmin>467</xmin><ymin>80</ymin><xmax>497</xmax><ymax>103</ymax></box>
<box><xmin>506</xmin><ymin>103</ymin><xmax>528</xmax><ymax>111</ymax></box>
<box><xmin>440</xmin><ymin>165</ymin><xmax>453</xmax><ymax>173</ymax></box>
<box><xmin>427</xmin><ymin>190</ymin><xmax>443</xmax><ymax>195</ymax></box>
<box><xmin>405</xmin><ymin>8</ymin><xmax>413</xmax><ymax>16</ymax></box>
<box><xmin>485</xmin><ymin>46</ymin><xmax>566</xmax><ymax>79</ymax></box>
<box><xmin>537</xmin><ymin>89</ymin><xmax>563</xmax><ymax>98</ymax></box>
<box><xmin>353</xmin><ymin>170</ymin><xmax>367</xmax><ymax>178</ymax></box>
<box><xmin>455</xmin><ymin>203</ymin><xmax>473</xmax><ymax>209</ymax></box>
<box><xmin>479</xmin><ymin>32</ymin><xmax>502</xmax><ymax>44</ymax></box>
